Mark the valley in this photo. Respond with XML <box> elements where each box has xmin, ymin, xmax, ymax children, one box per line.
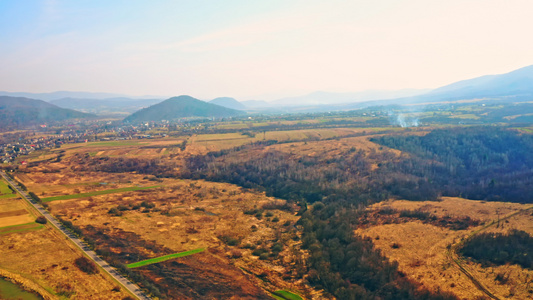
<box><xmin>1</xmin><ymin>109</ymin><xmax>533</xmax><ymax>299</ymax></box>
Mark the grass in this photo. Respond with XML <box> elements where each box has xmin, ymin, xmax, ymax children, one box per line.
<box><xmin>0</xmin><ymin>180</ymin><xmax>17</xmax><ymax>199</ymax></box>
<box><xmin>127</xmin><ymin>248</ymin><xmax>206</xmax><ymax>268</ymax></box>
<box><xmin>0</xmin><ymin>278</ymin><xmax>42</xmax><ymax>300</ymax></box>
<box><xmin>0</xmin><ymin>223</ymin><xmax>44</xmax><ymax>235</ymax></box>
<box><xmin>41</xmin><ymin>185</ymin><xmax>161</xmax><ymax>202</ymax></box>
<box><xmin>272</xmin><ymin>290</ymin><xmax>303</xmax><ymax>300</ymax></box>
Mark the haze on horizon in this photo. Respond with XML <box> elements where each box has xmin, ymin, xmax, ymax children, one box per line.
<box><xmin>1</xmin><ymin>0</ymin><xmax>533</xmax><ymax>101</ymax></box>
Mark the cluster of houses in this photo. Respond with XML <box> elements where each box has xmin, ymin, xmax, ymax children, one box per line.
<box><xmin>1</xmin><ymin>141</ymin><xmax>40</xmax><ymax>164</ymax></box>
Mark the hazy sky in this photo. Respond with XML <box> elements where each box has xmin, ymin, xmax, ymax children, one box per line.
<box><xmin>1</xmin><ymin>0</ymin><xmax>533</xmax><ymax>100</ymax></box>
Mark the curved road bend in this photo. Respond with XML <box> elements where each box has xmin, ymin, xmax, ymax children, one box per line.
<box><xmin>0</xmin><ymin>171</ymin><xmax>151</xmax><ymax>300</ymax></box>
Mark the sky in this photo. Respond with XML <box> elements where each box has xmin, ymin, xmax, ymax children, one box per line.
<box><xmin>1</xmin><ymin>0</ymin><xmax>533</xmax><ymax>101</ymax></box>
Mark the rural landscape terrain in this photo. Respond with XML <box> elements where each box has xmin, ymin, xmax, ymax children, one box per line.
<box><xmin>2</xmin><ymin>63</ymin><xmax>533</xmax><ymax>299</ymax></box>
<box><xmin>2</xmin><ymin>1</ymin><xmax>533</xmax><ymax>298</ymax></box>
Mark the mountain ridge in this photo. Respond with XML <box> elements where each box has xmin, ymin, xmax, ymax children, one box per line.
<box><xmin>0</xmin><ymin>96</ymin><xmax>94</xmax><ymax>129</ymax></box>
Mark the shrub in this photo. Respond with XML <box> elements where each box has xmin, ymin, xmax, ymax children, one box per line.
<box><xmin>74</xmin><ymin>256</ymin><xmax>98</xmax><ymax>274</ymax></box>
<box><xmin>35</xmin><ymin>216</ymin><xmax>47</xmax><ymax>224</ymax></box>
<box><xmin>230</xmin><ymin>249</ymin><xmax>243</xmax><ymax>258</ymax></box>
<box><xmin>140</xmin><ymin>201</ymin><xmax>155</xmax><ymax>209</ymax></box>
<box><xmin>108</xmin><ymin>207</ymin><xmax>122</xmax><ymax>216</ymax></box>
<box><xmin>117</xmin><ymin>204</ymin><xmax>129</xmax><ymax>211</ymax></box>
<box><xmin>271</xmin><ymin>243</ymin><xmax>283</xmax><ymax>253</ymax></box>
<box><xmin>399</xmin><ymin>209</ymin><xmax>430</xmax><ymax>220</ymax></box>
<box><xmin>252</xmin><ymin>248</ymin><xmax>268</xmax><ymax>256</ymax></box>
<box><xmin>219</xmin><ymin>235</ymin><xmax>239</xmax><ymax>246</ymax></box>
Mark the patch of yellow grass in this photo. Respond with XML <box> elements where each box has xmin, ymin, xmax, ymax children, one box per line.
<box><xmin>0</xmin><ymin>198</ymin><xmax>34</xmax><ymax>228</ymax></box>
<box><xmin>358</xmin><ymin>198</ymin><xmax>533</xmax><ymax>299</ymax></box>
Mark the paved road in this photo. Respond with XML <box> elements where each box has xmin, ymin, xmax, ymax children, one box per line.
<box><xmin>0</xmin><ymin>171</ymin><xmax>151</xmax><ymax>300</ymax></box>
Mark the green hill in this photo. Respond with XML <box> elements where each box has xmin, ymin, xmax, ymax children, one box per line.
<box><xmin>124</xmin><ymin>95</ymin><xmax>244</xmax><ymax>123</ymax></box>
<box><xmin>0</xmin><ymin>96</ymin><xmax>94</xmax><ymax>129</ymax></box>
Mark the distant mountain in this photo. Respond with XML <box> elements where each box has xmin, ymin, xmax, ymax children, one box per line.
<box><xmin>241</xmin><ymin>100</ymin><xmax>270</xmax><ymax>108</ymax></box>
<box><xmin>0</xmin><ymin>91</ymin><xmax>128</xmax><ymax>101</ymax></box>
<box><xmin>209</xmin><ymin>97</ymin><xmax>246</xmax><ymax>110</ymax></box>
<box><xmin>50</xmin><ymin>97</ymin><xmax>164</xmax><ymax>114</ymax></box>
<box><xmin>269</xmin><ymin>89</ymin><xmax>430</xmax><ymax>107</ymax></box>
<box><xmin>392</xmin><ymin>65</ymin><xmax>533</xmax><ymax>104</ymax></box>
<box><xmin>0</xmin><ymin>96</ymin><xmax>94</xmax><ymax>128</ymax></box>
<box><xmin>124</xmin><ymin>95</ymin><xmax>244</xmax><ymax>123</ymax></box>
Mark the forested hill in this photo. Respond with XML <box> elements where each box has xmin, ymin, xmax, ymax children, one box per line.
<box><xmin>0</xmin><ymin>96</ymin><xmax>94</xmax><ymax>129</ymax></box>
<box><xmin>372</xmin><ymin>126</ymin><xmax>533</xmax><ymax>203</ymax></box>
<box><xmin>124</xmin><ymin>95</ymin><xmax>244</xmax><ymax>123</ymax></box>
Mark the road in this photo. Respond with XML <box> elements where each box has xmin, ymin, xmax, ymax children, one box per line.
<box><xmin>0</xmin><ymin>170</ymin><xmax>151</xmax><ymax>300</ymax></box>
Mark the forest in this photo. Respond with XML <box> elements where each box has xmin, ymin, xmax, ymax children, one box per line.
<box><xmin>458</xmin><ymin>229</ymin><xmax>533</xmax><ymax>269</ymax></box>
<box><xmin>372</xmin><ymin>126</ymin><xmax>533</xmax><ymax>203</ymax></box>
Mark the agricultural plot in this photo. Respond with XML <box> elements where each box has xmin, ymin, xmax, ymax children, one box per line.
<box><xmin>0</xmin><ymin>198</ymin><xmax>35</xmax><ymax>228</ymax></box>
<box><xmin>0</xmin><ymin>228</ymin><xmax>130</xmax><ymax>299</ymax></box>
<box><xmin>127</xmin><ymin>248</ymin><xmax>206</xmax><ymax>268</ymax></box>
<box><xmin>41</xmin><ymin>185</ymin><xmax>161</xmax><ymax>202</ymax></box>
<box><xmin>0</xmin><ymin>179</ymin><xmax>130</xmax><ymax>299</ymax></box>
<box><xmin>185</xmin><ymin>127</ymin><xmax>397</xmax><ymax>155</ymax></box>
<box><xmin>0</xmin><ymin>180</ymin><xmax>17</xmax><ymax>199</ymax></box>
<box><xmin>16</xmin><ymin>171</ymin><xmax>163</xmax><ymax>199</ymax></box>
<box><xmin>272</xmin><ymin>290</ymin><xmax>304</xmax><ymax>300</ymax></box>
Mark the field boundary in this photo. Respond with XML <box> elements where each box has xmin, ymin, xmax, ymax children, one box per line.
<box><xmin>127</xmin><ymin>248</ymin><xmax>206</xmax><ymax>268</ymax></box>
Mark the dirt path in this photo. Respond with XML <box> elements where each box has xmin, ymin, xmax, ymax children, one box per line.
<box><xmin>0</xmin><ymin>170</ymin><xmax>151</xmax><ymax>300</ymax></box>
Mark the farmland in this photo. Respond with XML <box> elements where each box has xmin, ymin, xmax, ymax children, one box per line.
<box><xmin>0</xmin><ymin>178</ymin><xmax>131</xmax><ymax>299</ymax></box>
<box><xmin>127</xmin><ymin>248</ymin><xmax>206</xmax><ymax>268</ymax></box>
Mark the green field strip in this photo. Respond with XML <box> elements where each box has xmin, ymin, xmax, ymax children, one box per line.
<box><xmin>0</xmin><ymin>180</ymin><xmax>17</xmax><ymax>199</ymax></box>
<box><xmin>41</xmin><ymin>185</ymin><xmax>161</xmax><ymax>202</ymax></box>
<box><xmin>0</xmin><ymin>222</ymin><xmax>36</xmax><ymax>230</ymax></box>
<box><xmin>0</xmin><ymin>224</ymin><xmax>44</xmax><ymax>235</ymax></box>
<box><xmin>0</xmin><ymin>193</ymin><xmax>18</xmax><ymax>199</ymax></box>
<box><xmin>271</xmin><ymin>290</ymin><xmax>303</xmax><ymax>300</ymax></box>
<box><xmin>127</xmin><ymin>248</ymin><xmax>206</xmax><ymax>268</ymax></box>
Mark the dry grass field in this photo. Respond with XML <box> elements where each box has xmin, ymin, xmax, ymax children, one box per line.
<box><xmin>45</xmin><ymin>177</ymin><xmax>314</xmax><ymax>298</ymax></box>
<box><xmin>0</xmin><ymin>179</ymin><xmax>130</xmax><ymax>299</ymax></box>
<box><xmin>357</xmin><ymin>198</ymin><xmax>533</xmax><ymax>300</ymax></box>
<box><xmin>0</xmin><ymin>197</ymin><xmax>35</xmax><ymax>228</ymax></box>
<box><xmin>0</xmin><ymin>177</ymin><xmax>38</xmax><ymax>231</ymax></box>
<box><xmin>0</xmin><ymin>227</ymin><xmax>131</xmax><ymax>299</ymax></box>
